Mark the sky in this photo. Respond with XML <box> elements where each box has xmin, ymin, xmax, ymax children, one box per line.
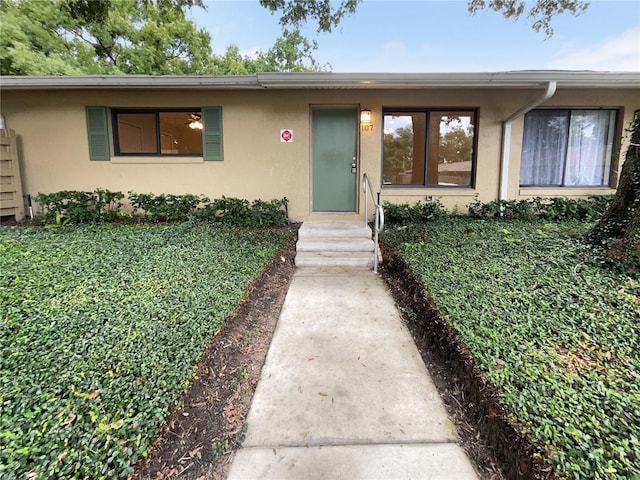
<box><xmin>190</xmin><ymin>0</ymin><xmax>640</xmax><ymax>72</ymax></box>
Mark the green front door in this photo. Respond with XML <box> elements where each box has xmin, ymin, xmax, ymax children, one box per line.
<box><xmin>312</xmin><ymin>108</ymin><xmax>358</xmax><ymax>212</ymax></box>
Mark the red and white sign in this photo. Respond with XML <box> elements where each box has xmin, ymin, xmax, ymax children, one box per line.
<box><xmin>280</xmin><ymin>129</ymin><xmax>293</xmax><ymax>143</ymax></box>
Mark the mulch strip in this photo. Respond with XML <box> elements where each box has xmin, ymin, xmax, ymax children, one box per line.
<box><xmin>380</xmin><ymin>247</ymin><xmax>554</xmax><ymax>480</ymax></box>
<box><xmin>132</xmin><ymin>240</ymin><xmax>297</xmax><ymax>480</ymax></box>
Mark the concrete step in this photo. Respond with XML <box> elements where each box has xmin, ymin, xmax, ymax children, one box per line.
<box><xmin>298</xmin><ymin>221</ymin><xmax>372</xmax><ymax>240</ymax></box>
<box><xmin>295</xmin><ymin>221</ymin><xmax>376</xmax><ymax>269</ymax></box>
<box><xmin>294</xmin><ymin>251</ymin><xmax>374</xmax><ymax>268</ymax></box>
<box><xmin>296</xmin><ymin>238</ymin><xmax>375</xmax><ymax>253</ymax></box>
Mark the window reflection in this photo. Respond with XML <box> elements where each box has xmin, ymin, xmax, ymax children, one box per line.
<box><xmin>114</xmin><ymin>110</ymin><xmax>203</xmax><ymax>156</ymax></box>
<box><xmin>383</xmin><ymin>110</ymin><xmax>475</xmax><ymax>187</ymax></box>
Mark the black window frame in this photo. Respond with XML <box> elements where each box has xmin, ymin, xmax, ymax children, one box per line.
<box><xmin>111</xmin><ymin>108</ymin><xmax>204</xmax><ymax>157</ymax></box>
<box><xmin>381</xmin><ymin>107</ymin><xmax>479</xmax><ymax>188</ymax></box>
<box><xmin>519</xmin><ymin>108</ymin><xmax>619</xmax><ymax>188</ymax></box>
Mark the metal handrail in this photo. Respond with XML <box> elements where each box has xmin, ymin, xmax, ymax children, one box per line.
<box><xmin>362</xmin><ymin>173</ymin><xmax>384</xmax><ymax>273</ymax></box>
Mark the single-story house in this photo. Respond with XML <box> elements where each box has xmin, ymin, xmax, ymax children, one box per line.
<box><xmin>1</xmin><ymin>71</ymin><xmax>639</xmax><ymax>222</ymax></box>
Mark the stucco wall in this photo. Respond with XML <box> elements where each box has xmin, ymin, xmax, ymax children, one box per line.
<box><xmin>1</xmin><ymin>87</ymin><xmax>637</xmax><ymax>221</ymax></box>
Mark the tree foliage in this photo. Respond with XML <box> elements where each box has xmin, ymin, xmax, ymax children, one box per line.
<box><xmin>1</xmin><ymin>0</ymin><xmax>593</xmax><ymax>76</ymax></box>
<box><xmin>260</xmin><ymin>0</ymin><xmax>589</xmax><ymax>37</ymax></box>
<box><xmin>467</xmin><ymin>0</ymin><xmax>589</xmax><ymax>37</ymax></box>
<box><xmin>438</xmin><ymin>118</ymin><xmax>473</xmax><ymax>164</ymax></box>
<box><xmin>1</xmin><ymin>0</ymin><xmax>213</xmax><ymax>74</ymax></box>
<box><xmin>211</xmin><ymin>29</ymin><xmax>328</xmax><ymax>75</ymax></box>
<box><xmin>1</xmin><ymin>0</ymin><xmax>82</xmax><ymax>74</ymax></box>
<box><xmin>383</xmin><ymin>126</ymin><xmax>414</xmax><ymax>182</ymax></box>
<box><xmin>0</xmin><ymin>0</ymin><xmax>325</xmax><ymax>75</ymax></box>
<box><xmin>260</xmin><ymin>28</ymin><xmax>328</xmax><ymax>72</ymax></box>
<box><xmin>259</xmin><ymin>0</ymin><xmax>361</xmax><ymax>32</ymax></box>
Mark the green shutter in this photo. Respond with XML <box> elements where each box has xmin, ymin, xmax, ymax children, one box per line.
<box><xmin>85</xmin><ymin>106</ymin><xmax>110</xmax><ymax>161</ymax></box>
<box><xmin>202</xmin><ymin>106</ymin><xmax>223</xmax><ymax>161</ymax></box>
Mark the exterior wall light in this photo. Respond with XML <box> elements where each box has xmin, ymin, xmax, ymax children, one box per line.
<box><xmin>360</xmin><ymin>109</ymin><xmax>372</xmax><ymax>124</ymax></box>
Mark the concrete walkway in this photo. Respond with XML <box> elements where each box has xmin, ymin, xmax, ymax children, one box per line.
<box><xmin>227</xmin><ymin>268</ymin><xmax>478</xmax><ymax>480</ymax></box>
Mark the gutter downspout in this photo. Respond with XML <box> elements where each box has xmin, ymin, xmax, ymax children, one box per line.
<box><xmin>499</xmin><ymin>81</ymin><xmax>557</xmax><ymax>202</ymax></box>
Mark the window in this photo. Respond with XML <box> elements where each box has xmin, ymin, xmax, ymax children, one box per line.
<box><xmin>85</xmin><ymin>106</ymin><xmax>223</xmax><ymax>161</ymax></box>
<box><xmin>520</xmin><ymin>109</ymin><xmax>617</xmax><ymax>187</ymax></box>
<box><xmin>113</xmin><ymin>109</ymin><xmax>204</xmax><ymax>156</ymax></box>
<box><xmin>383</xmin><ymin>109</ymin><xmax>476</xmax><ymax>187</ymax></box>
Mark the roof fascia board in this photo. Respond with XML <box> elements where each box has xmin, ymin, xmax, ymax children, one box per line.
<box><xmin>256</xmin><ymin>71</ymin><xmax>640</xmax><ymax>88</ymax></box>
<box><xmin>1</xmin><ymin>71</ymin><xmax>638</xmax><ymax>91</ymax></box>
<box><xmin>0</xmin><ymin>75</ymin><xmax>263</xmax><ymax>90</ymax></box>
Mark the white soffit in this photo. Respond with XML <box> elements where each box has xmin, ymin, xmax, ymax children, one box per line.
<box><xmin>1</xmin><ymin>71</ymin><xmax>639</xmax><ymax>90</ymax></box>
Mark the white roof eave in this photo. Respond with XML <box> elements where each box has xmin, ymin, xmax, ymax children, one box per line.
<box><xmin>256</xmin><ymin>71</ymin><xmax>640</xmax><ymax>88</ymax></box>
<box><xmin>1</xmin><ymin>71</ymin><xmax>639</xmax><ymax>90</ymax></box>
<box><xmin>0</xmin><ymin>74</ymin><xmax>263</xmax><ymax>90</ymax></box>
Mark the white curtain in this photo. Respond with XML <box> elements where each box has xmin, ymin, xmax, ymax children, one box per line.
<box><xmin>520</xmin><ymin>110</ymin><xmax>568</xmax><ymax>186</ymax></box>
<box><xmin>564</xmin><ymin>110</ymin><xmax>615</xmax><ymax>186</ymax></box>
<box><xmin>520</xmin><ymin>110</ymin><xmax>615</xmax><ymax>187</ymax></box>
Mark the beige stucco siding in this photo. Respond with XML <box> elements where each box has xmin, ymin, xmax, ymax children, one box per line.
<box><xmin>372</xmin><ymin>88</ymin><xmax>637</xmax><ymax>211</ymax></box>
<box><xmin>1</xmin><ymin>86</ymin><xmax>637</xmax><ymax>221</ymax></box>
<box><xmin>4</xmin><ymin>90</ymin><xmax>316</xmax><ymax>219</ymax></box>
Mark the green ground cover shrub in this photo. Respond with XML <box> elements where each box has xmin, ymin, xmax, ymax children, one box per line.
<box><xmin>127</xmin><ymin>192</ymin><xmax>205</xmax><ymax>222</ymax></box>
<box><xmin>196</xmin><ymin>197</ymin><xmax>289</xmax><ymax>226</ymax></box>
<box><xmin>382</xmin><ymin>218</ymin><xmax>639</xmax><ymax>479</ymax></box>
<box><xmin>35</xmin><ymin>189</ymin><xmax>125</xmax><ymax>224</ymax></box>
<box><xmin>382</xmin><ymin>200</ymin><xmax>447</xmax><ymax>225</ymax></box>
<box><xmin>0</xmin><ymin>223</ymin><xmax>294</xmax><ymax>478</ymax></box>
<box><xmin>467</xmin><ymin>195</ymin><xmax>613</xmax><ymax>222</ymax></box>
<box><xmin>33</xmin><ymin>190</ymin><xmax>289</xmax><ymax>227</ymax></box>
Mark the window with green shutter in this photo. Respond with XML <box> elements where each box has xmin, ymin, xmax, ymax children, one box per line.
<box><xmin>88</xmin><ymin>107</ymin><xmax>224</xmax><ymax>160</ymax></box>
<box><xmin>85</xmin><ymin>106</ymin><xmax>110</xmax><ymax>161</ymax></box>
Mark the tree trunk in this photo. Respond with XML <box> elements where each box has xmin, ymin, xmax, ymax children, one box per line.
<box><xmin>589</xmin><ymin>109</ymin><xmax>640</xmax><ymax>269</ymax></box>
